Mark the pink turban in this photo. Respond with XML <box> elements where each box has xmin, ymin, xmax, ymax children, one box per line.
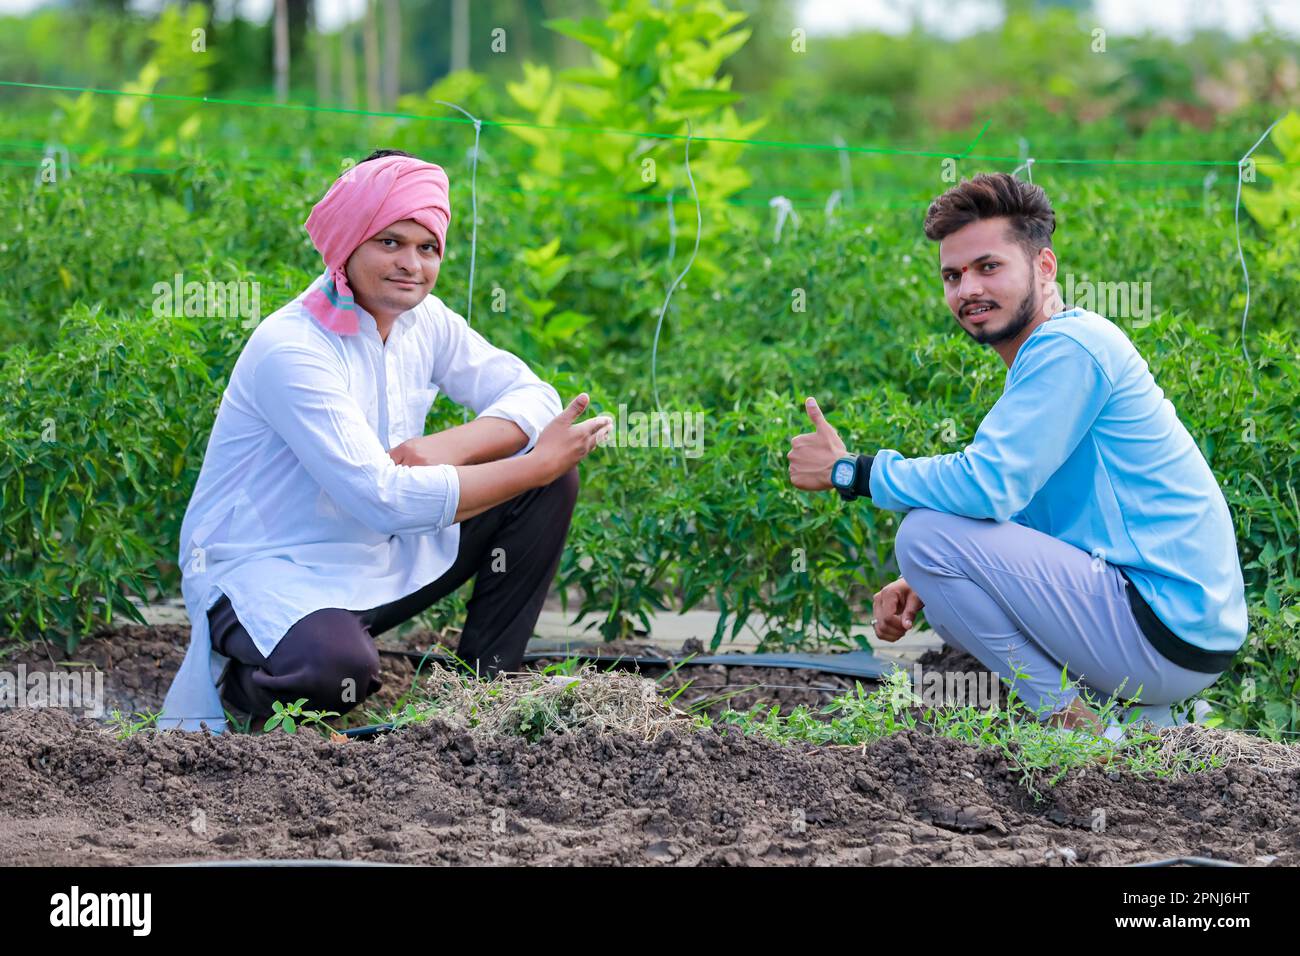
<box><xmin>302</xmin><ymin>154</ymin><xmax>451</xmax><ymax>335</ymax></box>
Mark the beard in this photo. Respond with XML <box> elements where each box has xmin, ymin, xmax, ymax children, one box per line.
<box><xmin>961</xmin><ymin>275</ymin><xmax>1039</xmax><ymax>346</ymax></box>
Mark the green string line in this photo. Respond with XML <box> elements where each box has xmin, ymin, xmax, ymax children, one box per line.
<box><xmin>1</xmin><ymin>78</ymin><xmax>1289</xmax><ymax>168</ymax></box>
<box><xmin>956</xmin><ymin>119</ymin><xmax>990</xmax><ymax>159</ymax></box>
<box><xmin>0</xmin><ymin>118</ymin><xmax>1268</xmax><ymax>161</ymax></box>
<box><xmin>0</xmin><ymin>90</ymin><xmax>1266</xmax><ymax>152</ymax></box>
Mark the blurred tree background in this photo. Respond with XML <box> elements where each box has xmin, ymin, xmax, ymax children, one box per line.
<box><xmin>1</xmin><ymin>0</ymin><xmax>1295</xmax><ymax>132</ymax></box>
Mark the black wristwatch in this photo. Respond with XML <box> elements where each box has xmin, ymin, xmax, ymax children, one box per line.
<box><xmin>830</xmin><ymin>454</ymin><xmax>876</xmax><ymax>502</ymax></box>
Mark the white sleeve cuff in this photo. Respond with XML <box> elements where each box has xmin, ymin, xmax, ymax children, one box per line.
<box><xmin>437</xmin><ymin>462</ymin><xmax>461</xmax><ymax>527</ymax></box>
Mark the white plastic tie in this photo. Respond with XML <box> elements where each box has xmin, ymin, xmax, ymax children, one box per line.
<box><xmin>769</xmin><ymin>195</ymin><xmax>799</xmax><ymax>243</ymax></box>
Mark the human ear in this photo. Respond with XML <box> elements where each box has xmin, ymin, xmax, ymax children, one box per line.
<box><xmin>1037</xmin><ymin>246</ymin><xmax>1058</xmax><ymax>284</ymax></box>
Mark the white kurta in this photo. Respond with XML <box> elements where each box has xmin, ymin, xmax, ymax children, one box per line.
<box><xmin>157</xmin><ymin>274</ymin><xmax>561</xmax><ymax>733</ymax></box>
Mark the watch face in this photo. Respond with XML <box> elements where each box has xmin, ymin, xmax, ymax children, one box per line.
<box><xmin>833</xmin><ymin>460</ymin><xmax>855</xmax><ymax>488</ymax></box>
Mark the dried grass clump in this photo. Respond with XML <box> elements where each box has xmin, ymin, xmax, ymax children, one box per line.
<box><xmin>1155</xmin><ymin>724</ymin><xmax>1300</xmax><ymax>772</ymax></box>
<box><xmin>416</xmin><ymin>663</ymin><xmax>695</xmax><ymax>742</ymax></box>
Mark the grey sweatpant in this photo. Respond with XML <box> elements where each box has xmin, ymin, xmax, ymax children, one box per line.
<box><xmin>893</xmin><ymin>507</ymin><xmax>1223</xmax><ymax>726</ymax></box>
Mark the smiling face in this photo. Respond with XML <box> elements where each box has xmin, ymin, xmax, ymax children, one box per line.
<box><xmin>343</xmin><ymin>218</ymin><xmax>442</xmax><ymax>323</ymax></box>
<box><xmin>938</xmin><ymin>216</ymin><xmax>1058</xmax><ymax>356</ymax></box>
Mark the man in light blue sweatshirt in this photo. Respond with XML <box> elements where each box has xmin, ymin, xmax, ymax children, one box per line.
<box><xmin>787</xmin><ymin>172</ymin><xmax>1247</xmax><ymax>736</ymax></box>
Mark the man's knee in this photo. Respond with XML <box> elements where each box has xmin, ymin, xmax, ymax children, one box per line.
<box><xmin>894</xmin><ymin>508</ymin><xmax>949</xmax><ymax>574</ymax></box>
<box><xmin>286</xmin><ymin>609</ymin><xmax>381</xmax><ymax>710</ymax></box>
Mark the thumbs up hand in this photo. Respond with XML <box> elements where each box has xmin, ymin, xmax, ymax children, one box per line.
<box><xmin>788</xmin><ymin>396</ymin><xmax>848</xmax><ymax>491</ymax></box>
<box><xmin>804</xmin><ymin>395</ymin><xmax>834</xmax><ymax>433</ymax></box>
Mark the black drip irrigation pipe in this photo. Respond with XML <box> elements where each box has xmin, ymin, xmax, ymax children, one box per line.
<box><xmin>343</xmin><ymin>721</ymin><xmax>399</xmax><ymax>740</ymax></box>
<box><xmin>164</xmin><ymin>857</ymin><xmax>1244</xmax><ymax>867</ymax></box>
<box><xmin>376</xmin><ymin>646</ymin><xmax>894</xmax><ymax>677</ymax></box>
<box><xmin>1125</xmin><ymin>856</ymin><xmax>1245</xmax><ymax>867</ymax></box>
<box><xmin>165</xmin><ymin>858</ymin><xmax>1248</xmax><ymax>868</ymax></box>
<box><xmin>377</xmin><ymin>647</ymin><xmax>682</xmax><ymax>669</ymax></box>
<box><xmin>162</xmin><ymin>859</ymin><xmax>412</xmax><ymax>867</ymax></box>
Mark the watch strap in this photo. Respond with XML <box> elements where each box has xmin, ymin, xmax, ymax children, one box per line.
<box><xmin>853</xmin><ymin>454</ymin><xmax>876</xmax><ymax>499</ymax></box>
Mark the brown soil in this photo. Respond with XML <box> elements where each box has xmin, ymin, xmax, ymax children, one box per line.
<box><xmin>2</xmin><ymin>627</ymin><xmax>1295</xmax><ymax>866</ymax></box>
<box><xmin>3</xmin><ymin>705</ymin><xmax>1296</xmax><ymax>866</ymax></box>
<box><xmin>916</xmin><ymin>643</ymin><xmax>992</xmax><ymax>676</ymax></box>
<box><xmin>0</xmin><ymin>625</ymin><xmax>193</xmax><ymax>721</ymax></box>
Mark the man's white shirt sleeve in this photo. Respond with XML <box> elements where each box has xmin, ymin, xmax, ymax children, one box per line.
<box><xmin>427</xmin><ymin>301</ymin><xmax>561</xmax><ymax>454</ymax></box>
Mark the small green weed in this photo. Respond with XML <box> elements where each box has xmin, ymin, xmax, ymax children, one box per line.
<box><xmin>707</xmin><ymin>667</ymin><xmax>1225</xmax><ymax>801</ymax></box>
<box><xmin>105</xmin><ymin>708</ymin><xmax>160</xmax><ymax>740</ymax></box>
<box><xmin>263</xmin><ymin>698</ymin><xmax>340</xmax><ymax>737</ymax></box>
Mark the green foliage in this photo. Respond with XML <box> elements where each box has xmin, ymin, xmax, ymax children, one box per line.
<box><xmin>1201</xmin><ymin>587</ymin><xmax>1300</xmax><ymax>740</ymax></box>
<box><xmin>0</xmin><ymin>8</ymin><xmax>156</xmax><ymax>90</ymax></box>
<box><xmin>511</xmin><ymin>0</ymin><xmax>759</xmax><ymax>199</ymax></box>
<box><xmin>1241</xmin><ymin>110</ymin><xmax>1300</xmax><ymax>283</ymax></box>
<box><xmin>380</xmin><ymin>700</ymin><xmax>442</xmax><ymax>731</ymax></box>
<box><xmin>0</xmin><ymin>170</ymin><xmax>223</xmax><ymax>351</ymax></box>
<box><xmin>49</xmin><ymin>4</ymin><xmax>212</xmax><ymax>159</ymax></box>
<box><xmin>716</xmin><ymin>668</ymin><xmax>922</xmax><ymax>743</ymax></box>
<box><xmin>1241</xmin><ymin>111</ymin><xmax>1300</xmax><ymax>233</ymax></box>
<box><xmin>499</xmin><ymin>0</ymin><xmax>763</xmax><ymax>350</ymax></box>
<box><xmin>0</xmin><ymin>303</ymin><xmax>216</xmax><ymax>651</ymax></box>
<box><xmin>263</xmin><ymin>697</ymin><xmax>340</xmax><ymax>736</ymax></box>
<box><xmin>512</xmin><ymin>237</ymin><xmax>595</xmax><ymax>365</ymax></box>
<box><xmin>0</xmin><ymin>1</ymin><xmax>1296</xmax><ymax>735</ymax></box>
<box><xmin>106</xmin><ymin>708</ymin><xmax>161</xmax><ymax>740</ymax></box>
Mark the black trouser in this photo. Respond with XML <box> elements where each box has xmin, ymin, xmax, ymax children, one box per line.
<box><xmin>209</xmin><ymin>467</ymin><xmax>579</xmax><ymax>723</ymax></box>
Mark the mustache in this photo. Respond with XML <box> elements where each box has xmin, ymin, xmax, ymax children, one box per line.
<box><xmin>961</xmin><ymin>300</ymin><xmax>999</xmax><ymax>317</ymax></box>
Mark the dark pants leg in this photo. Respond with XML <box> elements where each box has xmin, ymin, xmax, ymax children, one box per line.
<box><xmin>210</xmin><ymin>599</ymin><xmax>381</xmax><ymax>724</ymax></box>
<box><xmin>211</xmin><ymin>466</ymin><xmax>580</xmax><ymax>723</ymax></box>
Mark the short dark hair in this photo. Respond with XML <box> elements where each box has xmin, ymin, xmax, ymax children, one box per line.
<box><xmin>923</xmin><ymin>172</ymin><xmax>1055</xmax><ymax>260</ymax></box>
<box><xmin>359</xmin><ymin>148</ymin><xmax>416</xmax><ymax>164</ymax></box>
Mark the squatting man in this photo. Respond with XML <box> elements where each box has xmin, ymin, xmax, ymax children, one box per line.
<box><xmin>787</xmin><ymin>172</ymin><xmax>1247</xmax><ymax>738</ymax></box>
<box><xmin>159</xmin><ymin>149</ymin><xmax>613</xmax><ymax>732</ymax></box>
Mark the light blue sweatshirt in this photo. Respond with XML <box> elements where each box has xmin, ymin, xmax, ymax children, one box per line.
<box><xmin>869</xmin><ymin>308</ymin><xmax>1248</xmax><ymax>661</ymax></box>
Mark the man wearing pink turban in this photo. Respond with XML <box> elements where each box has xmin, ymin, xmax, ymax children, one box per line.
<box><xmin>159</xmin><ymin>149</ymin><xmax>611</xmax><ymax>734</ymax></box>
